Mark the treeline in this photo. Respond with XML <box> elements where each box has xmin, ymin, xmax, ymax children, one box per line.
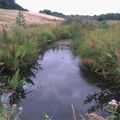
<box><xmin>39</xmin><ymin>9</ymin><xmax>120</xmax><ymax>21</ymax></box>
<box><xmin>95</xmin><ymin>13</ymin><xmax>120</xmax><ymax>21</ymax></box>
<box><xmin>66</xmin><ymin>13</ymin><xmax>120</xmax><ymax>21</ymax></box>
<box><xmin>39</xmin><ymin>9</ymin><xmax>65</xmax><ymax>17</ymax></box>
<box><xmin>0</xmin><ymin>0</ymin><xmax>26</xmax><ymax>10</ymax></box>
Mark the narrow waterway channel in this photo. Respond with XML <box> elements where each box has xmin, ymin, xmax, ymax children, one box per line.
<box><xmin>20</xmin><ymin>41</ymin><xmax>109</xmax><ymax>120</ymax></box>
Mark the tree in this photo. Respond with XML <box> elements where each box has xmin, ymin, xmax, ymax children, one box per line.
<box><xmin>40</xmin><ymin>9</ymin><xmax>52</xmax><ymax>15</ymax></box>
<box><xmin>97</xmin><ymin>13</ymin><xmax>120</xmax><ymax>21</ymax></box>
<box><xmin>0</xmin><ymin>0</ymin><xmax>25</xmax><ymax>10</ymax></box>
<box><xmin>39</xmin><ymin>9</ymin><xmax>65</xmax><ymax>17</ymax></box>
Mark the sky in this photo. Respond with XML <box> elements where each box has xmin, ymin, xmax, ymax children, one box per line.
<box><xmin>16</xmin><ymin>0</ymin><xmax>120</xmax><ymax>15</ymax></box>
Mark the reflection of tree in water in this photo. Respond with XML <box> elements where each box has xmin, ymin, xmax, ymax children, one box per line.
<box><xmin>84</xmin><ymin>89</ymin><xmax>120</xmax><ymax>113</ymax></box>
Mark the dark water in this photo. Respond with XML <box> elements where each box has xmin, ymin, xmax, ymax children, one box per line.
<box><xmin>20</xmin><ymin>41</ymin><xmax>109</xmax><ymax>120</ymax></box>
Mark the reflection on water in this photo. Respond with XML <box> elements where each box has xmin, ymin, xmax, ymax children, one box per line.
<box><xmin>20</xmin><ymin>44</ymin><xmax>101</xmax><ymax>120</ymax></box>
<box><xmin>1</xmin><ymin>41</ymin><xmax>120</xmax><ymax>120</ymax></box>
<box><xmin>84</xmin><ymin>90</ymin><xmax>113</xmax><ymax>112</ymax></box>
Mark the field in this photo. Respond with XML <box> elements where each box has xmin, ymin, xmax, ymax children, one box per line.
<box><xmin>0</xmin><ymin>8</ymin><xmax>64</xmax><ymax>30</ymax></box>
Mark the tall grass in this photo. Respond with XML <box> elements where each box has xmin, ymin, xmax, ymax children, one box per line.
<box><xmin>0</xmin><ymin>22</ymin><xmax>72</xmax><ymax>92</ymax></box>
<box><xmin>74</xmin><ymin>22</ymin><xmax>120</xmax><ymax>88</ymax></box>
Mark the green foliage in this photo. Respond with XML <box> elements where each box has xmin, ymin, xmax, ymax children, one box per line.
<box><xmin>97</xmin><ymin>13</ymin><xmax>120</xmax><ymax>21</ymax></box>
<box><xmin>8</xmin><ymin>70</ymin><xmax>24</xmax><ymax>90</ymax></box>
<box><xmin>0</xmin><ymin>22</ymin><xmax>72</xmax><ymax>91</ymax></box>
<box><xmin>77</xmin><ymin>26</ymin><xmax>120</xmax><ymax>85</ymax></box>
<box><xmin>0</xmin><ymin>43</ymin><xmax>29</xmax><ymax>71</ymax></box>
<box><xmin>0</xmin><ymin>0</ymin><xmax>25</xmax><ymax>10</ymax></box>
<box><xmin>39</xmin><ymin>9</ymin><xmax>65</xmax><ymax>17</ymax></box>
<box><xmin>34</xmin><ymin>24</ymin><xmax>71</xmax><ymax>46</ymax></box>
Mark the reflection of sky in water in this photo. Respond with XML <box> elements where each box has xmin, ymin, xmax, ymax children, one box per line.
<box><xmin>21</xmin><ymin>47</ymin><xmax>100</xmax><ymax>120</ymax></box>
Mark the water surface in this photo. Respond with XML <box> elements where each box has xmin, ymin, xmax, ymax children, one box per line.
<box><xmin>20</xmin><ymin>42</ymin><xmax>107</xmax><ymax>120</ymax></box>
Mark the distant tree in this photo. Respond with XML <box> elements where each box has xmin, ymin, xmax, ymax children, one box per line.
<box><xmin>40</xmin><ymin>9</ymin><xmax>52</xmax><ymax>15</ymax></box>
<box><xmin>39</xmin><ymin>9</ymin><xmax>65</xmax><ymax>17</ymax></box>
<box><xmin>0</xmin><ymin>0</ymin><xmax>26</xmax><ymax>10</ymax></box>
<box><xmin>39</xmin><ymin>10</ymin><xmax>120</xmax><ymax>21</ymax></box>
<box><xmin>97</xmin><ymin>13</ymin><xmax>120</xmax><ymax>21</ymax></box>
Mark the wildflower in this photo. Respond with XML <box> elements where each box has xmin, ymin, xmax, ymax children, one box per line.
<box><xmin>108</xmin><ymin>99</ymin><xmax>118</xmax><ymax>107</ymax></box>
<box><xmin>111</xmin><ymin>99</ymin><xmax>117</xmax><ymax>103</ymax></box>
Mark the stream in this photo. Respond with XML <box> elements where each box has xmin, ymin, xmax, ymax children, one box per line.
<box><xmin>19</xmin><ymin>40</ymin><xmax>111</xmax><ymax>120</ymax></box>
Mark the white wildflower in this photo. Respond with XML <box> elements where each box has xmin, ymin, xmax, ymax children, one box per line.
<box><xmin>108</xmin><ymin>99</ymin><xmax>118</xmax><ymax>106</ymax></box>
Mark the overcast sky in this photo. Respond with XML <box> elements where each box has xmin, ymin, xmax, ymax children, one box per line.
<box><xmin>16</xmin><ymin>0</ymin><xmax>120</xmax><ymax>15</ymax></box>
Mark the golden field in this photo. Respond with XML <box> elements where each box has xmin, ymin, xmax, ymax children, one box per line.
<box><xmin>0</xmin><ymin>8</ymin><xmax>64</xmax><ymax>29</ymax></box>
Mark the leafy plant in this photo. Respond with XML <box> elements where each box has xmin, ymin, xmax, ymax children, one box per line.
<box><xmin>7</xmin><ymin>70</ymin><xmax>24</xmax><ymax>90</ymax></box>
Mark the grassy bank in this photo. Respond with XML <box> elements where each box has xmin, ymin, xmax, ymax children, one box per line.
<box><xmin>71</xmin><ymin>20</ymin><xmax>120</xmax><ymax>89</ymax></box>
<box><xmin>0</xmin><ymin>23</ymin><xmax>71</xmax><ymax>93</ymax></box>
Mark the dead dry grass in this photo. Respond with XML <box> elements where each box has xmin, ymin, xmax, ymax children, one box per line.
<box><xmin>0</xmin><ymin>8</ymin><xmax>64</xmax><ymax>29</ymax></box>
